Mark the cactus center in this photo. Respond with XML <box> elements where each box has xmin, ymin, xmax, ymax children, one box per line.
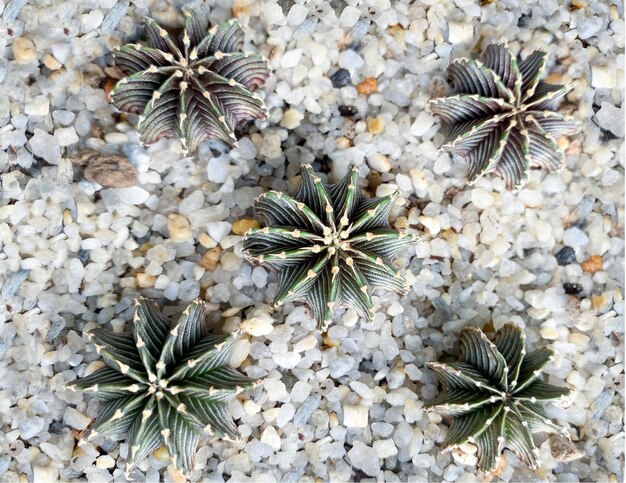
<box><xmin>324</xmin><ymin>230</ymin><xmax>350</xmax><ymax>251</ymax></box>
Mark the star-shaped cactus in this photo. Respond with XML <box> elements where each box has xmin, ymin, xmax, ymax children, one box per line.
<box><xmin>242</xmin><ymin>164</ymin><xmax>418</xmax><ymax>330</ymax></box>
<box><xmin>429</xmin><ymin>43</ymin><xmax>580</xmax><ymax>190</ymax></box>
<box><xmin>69</xmin><ymin>299</ymin><xmax>256</xmax><ymax>476</ymax></box>
<box><xmin>111</xmin><ymin>9</ymin><xmax>270</xmax><ymax>155</ymax></box>
<box><xmin>426</xmin><ymin>323</ymin><xmax>572</xmax><ymax>472</ymax></box>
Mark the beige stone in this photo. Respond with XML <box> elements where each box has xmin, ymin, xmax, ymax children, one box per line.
<box><xmin>12</xmin><ymin>37</ymin><xmax>37</xmax><ymax>64</ymax></box>
<box><xmin>232</xmin><ymin>218</ymin><xmax>260</xmax><ymax>235</ymax></box>
<box><xmin>136</xmin><ymin>273</ymin><xmax>156</xmax><ymax>288</ymax></box>
<box><xmin>167</xmin><ymin>214</ymin><xmax>193</xmax><ymax>242</ymax></box>
<box><xmin>43</xmin><ymin>54</ymin><xmax>62</xmax><ymax>70</ymax></box>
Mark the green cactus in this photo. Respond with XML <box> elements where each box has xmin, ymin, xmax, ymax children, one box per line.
<box><xmin>426</xmin><ymin>323</ymin><xmax>572</xmax><ymax>472</ymax></box>
<box><xmin>69</xmin><ymin>298</ymin><xmax>255</xmax><ymax>476</ymax></box>
<box><xmin>242</xmin><ymin>164</ymin><xmax>419</xmax><ymax>330</ymax></box>
<box><xmin>429</xmin><ymin>43</ymin><xmax>580</xmax><ymax>190</ymax></box>
<box><xmin>111</xmin><ymin>9</ymin><xmax>270</xmax><ymax>155</ymax></box>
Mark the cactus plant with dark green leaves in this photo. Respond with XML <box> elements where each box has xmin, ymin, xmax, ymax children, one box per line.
<box><xmin>242</xmin><ymin>164</ymin><xmax>419</xmax><ymax>330</ymax></box>
<box><xmin>69</xmin><ymin>298</ymin><xmax>255</xmax><ymax>476</ymax></box>
<box><xmin>426</xmin><ymin>323</ymin><xmax>572</xmax><ymax>472</ymax></box>
<box><xmin>429</xmin><ymin>43</ymin><xmax>580</xmax><ymax>190</ymax></box>
<box><xmin>111</xmin><ymin>9</ymin><xmax>270</xmax><ymax>155</ymax></box>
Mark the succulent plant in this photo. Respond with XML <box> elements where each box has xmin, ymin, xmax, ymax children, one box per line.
<box><xmin>111</xmin><ymin>9</ymin><xmax>270</xmax><ymax>155</ymax></box>
<box><xmin>69</xmin><ymin>298</ymin><xmax>255</xmax><ymax>476</ymax></box>
<box><xmin>429</xmin><ymin>43</ymin><xmax>580</xmax><ymax>190</ymax></box>
<box><xmin>242</xmin><ymin>164</ymin><xmax>418</xmax><ymax>330</ymax></box>
<box><xmin>426</xmin><ymin>323</ymin><xmax>571</xmax><ymax>472</ymax></box>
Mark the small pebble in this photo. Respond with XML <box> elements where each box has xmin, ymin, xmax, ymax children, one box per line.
<box><xmin>410</xmin><ymin>111</ymin><xmax>435</xmax><ymax>137</ymax></box>
<box><xmin>581</xmin><ymin>255</ymin><xmax>602</xmax><ymax>273</ymax></box>
<box><xmin>338</xmin><ymin>105</ymin><xmax>358</xmax><ymax>117</ymax></box>
<box><xmin>95</xmin><ymin>455</ymin><xmax>115</xmax><ymax>469</ymax></box>
<box><xmin>470</xmin><ymin>188</ymin><xmax>494</xmax><ymax>209</ymax></box>
<box><xmin>12</xmin><ymin>37</ymin><xmax>38</xmax><ymax>64</ymax></box>
<box><xmin>343</xmin><ymin>405</ymin><xmax>368</xmax><ymax>428</ymax></box>
<box><xmin>366</xmin><ymin>117</ymin><xmax>384</xmax><ymax>134</ymax></box>
<box><xmin>167</xmin><ymin>214</ymin><xmax>193</xmax><ymax>242</ymax></box>
<box><xmin>555</xmin><ymin>246</ymin><xmax>577</xmax><ymax>266</ymax></box>
<box><xmin>330</xmin><ymin>68</ymin><xmax>352</xmax><ymax>88</ymax></box>
<box><xmin>233</xmin><ymin>219</ymin><xmax>260</xmax><ymax>236</ymax></box>
<box><xmin>287</xmin><ymin>4</ymin><xmax>308</xmax><ymax>25</ymax></box>
<box><xmin>25</xmin><ymin>95</ymin><xmax>50</xmax><ymax>116</ymax></box>
<box><xmin>591</xmin><ymin>65</ymin><xmax>616</xmax><ymax>89</ymax></box>
<box><xmin>373</xmin><ymin>439</ymin><xmax>398</xmax><ymax>458</ymax></box>
<box><xmin>198</xmin><ymin>233</ymin><xmax>216</xmax><ymax>249</ymax></box>
<box><xmin>339</xmin><ymin>6</ymin><xmax>361</xmax><ymax>28</ymax></box>
<box><xmin>260</xmin><ymin>426</ymin><xmax>281</xmax><ymax>450</ymax></box>
<box><xmin>199</xmin><ymin>247</ymin><xmax>221</xmax><ymax>271</ymax></box>
<box><xmin>563</xmin><ymin>283</ymin><xmax>583</xmax><ymax>295</ymax></box>
<box><xmin>63</xmin><ymin>407</ymin><xmax>91</xmax><ymax>430</ymax></box>
<box><xmin>79</xmin><ymin>150</ymin><xmax>138</xmax><ymax>188</ymax></box>
<box><xmin>335</xmin><ymin>136</ymin><xmax>351</xmax><ymax>149</ymax></box>
<box><xmin>347</xmin><ymin>441</ymin><xmax>380</xmax><ymax>476</ymax></box>
<box><xmin>280</xmin><ymin>109</ymin><xmax>304</xmax><ymax>129</ymax></box>
<box><xmin>137</xmin><ymin>272</ymin><xmax>156</xmax><ymax>288</ymax></box>
<box><xmin>241</xmin><ymin>310</ymin><xmax>274</xmax><ymax>336</ymax></box>
<box><xmin>43</xmin><ymin>53</ymin><xmax>62</xmax><ymax>70</ymax></box>
<box><xmin>447</xmin><ymin>21</ymin><xmax>473</xmax><ymax>44</ymax></box>
<box><xmin>367</xmin><ymin>153</ymin><xmax>390</xmax><ymax>172</ymax></box>
<box><xmin>356</xmin><ymin>77</ymin><xmax>378</xmax><ymax>95</ymax></box>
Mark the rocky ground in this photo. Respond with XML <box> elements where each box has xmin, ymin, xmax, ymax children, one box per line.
<box><xmin>0</xmin><ymin>0</ymin><xmax>624</xmax><ymax>481</ymax></box>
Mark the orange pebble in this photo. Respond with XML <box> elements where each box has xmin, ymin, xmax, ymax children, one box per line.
<box><xmin>356</xmin><ymin>77</ymin><xmax>378</xmax><ymax>95</ymax></box>
<box><xmin>581</xmin><ymin>255</ymin><xmax>602</xmax><ymax>273</ymax></box>
<box><xmin>103</xmin><ymin>78</ymin><xmax>117</xmax><ymax>103</ymax></box>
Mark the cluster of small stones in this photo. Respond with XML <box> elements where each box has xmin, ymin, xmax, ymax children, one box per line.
<box><xmin>0</xmin><ymin>0</ymin><xmax>623</xmax><ymax>482</ymax></box>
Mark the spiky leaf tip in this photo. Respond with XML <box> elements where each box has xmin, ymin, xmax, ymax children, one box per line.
<box><xmin>68</xmin><ymin>298</ymin><xmax>256</xmax><ymax>477</ymax></box>
<box><xmin>428</xmin><ymin>43</ymin><xmax>580</xmax><ymax>190</ymax></box>
<box><xmin>242</xmin><ymin>164</ymin><xmax>419</xmax><ymax>330</ymax></box>
<box><xmin>110</xmin><ymin>9</ymin><xmax>271</xmax><ymax>155</ymax></box>
<box><xmin>425</xmin><ymin>323</ymin><xmax>572</xmax><ymax>473</ymax></box>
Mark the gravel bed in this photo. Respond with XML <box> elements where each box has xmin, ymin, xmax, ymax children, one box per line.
<box><xmin>0</xmin><ymin>0</ymin><xmax>624</xmax><ymax>482</ymax></box>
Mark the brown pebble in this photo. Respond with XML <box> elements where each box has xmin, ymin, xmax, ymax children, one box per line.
<box><xmin>581</xmin><ymin>255</ymin><xmax>602</xmax><ymax>273</ymax></box>
<box><xmin>89</xmin><ymin>124</ymin><xmax>103</xmax><ymax>139</ymax></box>
<box><xmin>591</xmin><ymin>293</ymin><xmax>607</xmax><ymax>310</ymax></box>
<box><xmin>366</xmin><ymin>116</ymin><xmax>384</xmax><ymax>134</ymax></box>
<box><xmin>139</xmin><ymin>242</ymin><xmax>152</xmax><ymax>253</ymax></box>
<box><xmin>549</xmin><ymin>434</ymin><xmax>584</xmax><ymax>462</ymax></box>
<box><xmin>430</xmin><ymin>76</ymin><xmax>449</xmax><ymax>98</ymax></box>
<box><xmin>444</xmin><ymin>186</ymin><xmax>460</xmax><ymax>199</ymax></box>
<box><xmin>77</xmin><ymin>149</ymin><xmax>138</xmax><ymax>188</ymax></box>
<box><xmin>356</xmin><ymin>77</ymin><xmax>378</xmax><ymax>95</ymax></box>
<box><xmin>232</xmin><ymin>219</ymin><xmax>260</xmax><ymax>235</ymax></box>
<box><xmin>136</xmin><ymin>273</ymin><xmax>156</xmax><ymax>288</ymax></box>
<box><xmin>544</xmin><ymin>72</ymin><xmax>564</xmax><ymax>84</ymax></box>
<box><xmin>103</xmin><ymin>78</ymin><xmax>118</xmax><ymax>103</ymax></box>
<box><xmin>366</xmin><ymin>171</ymin><xmax>382</xmax><ymax>192</ymax></box>
<box><xmin>569</xmin><ymin>0</ymin><xmax>587</xmax><ymax>10</ymax></box>
<box><xmin>199</xmin><ymin>247</ymin><xmax>222</xmax><ymax>271</ymax></box>
<box><xmin>83</xmin><ymin>71</ymin><xmax>102</xmax><ymax>89</ymax></box>
<box><xmin>232</xmin><ymin>3</ymin><xmax>252</xmax><ymax>17</ymax></box>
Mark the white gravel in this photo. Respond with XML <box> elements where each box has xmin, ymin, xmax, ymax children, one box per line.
<box><xmin>0</xmin><ymin>0</ymin><xmax>624</xmax><ymax>482</ymax></box>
